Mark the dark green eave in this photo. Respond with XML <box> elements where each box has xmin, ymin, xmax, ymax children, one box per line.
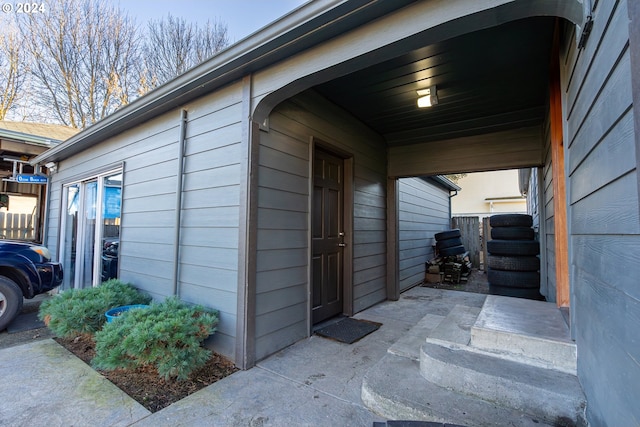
<box><xmin>31</xmin><ymin>0</ymin><xmax>416</xmax><ymax>166</ymax></box>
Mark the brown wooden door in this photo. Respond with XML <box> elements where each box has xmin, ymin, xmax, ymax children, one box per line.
<box><xmin>312</xmin><ymin>148</ymin><xmax>344</xmax><ymax>324</ymax></box>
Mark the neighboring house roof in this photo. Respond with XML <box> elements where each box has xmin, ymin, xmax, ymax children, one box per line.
<box><xmin>31</xmin><ymin>0</ymin><xmax>414</xmax><ymax>165</ymax></box>
<box><xmin>0</xmin><ymin>121</ymin><xmax>78</xmax><ymax>179</ymax></box>
<box><xmin>428</xmin><ymin>175</ymin><xmax>461</xmax><ymax>192</ymax></box>
<box><xmin>0</xmin><ymin>121</ymin><xmax>78</xmax><ymax>146</ymax></box>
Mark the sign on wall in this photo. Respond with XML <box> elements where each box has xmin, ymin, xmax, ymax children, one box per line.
<box><xmin>15</xmin><ymin>174</ymin><xmax>48</xmax><ymax>184</ymax></box>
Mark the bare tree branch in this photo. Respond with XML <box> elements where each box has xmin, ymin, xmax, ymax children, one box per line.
<box><xmin>4</xmin><ymin>2</ymin><xmax>230</xmax><ymax>126</ymax></box>
<box><xmin>140</xmin><ymin>14</ymin><xmax>229</xmax><ymax>94</ymax></box>
<box><xmin>19</xmin><ymin>0</ymin><xmax>141</xmax><ymax>128</ymax></box>
<box><xmin>0</xmin><ymin>22</ymin><xmax>26</xmax><ymax>120</ymax></box>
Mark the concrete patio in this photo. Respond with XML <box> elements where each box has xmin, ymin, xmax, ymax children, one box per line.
<box><xmin>0</xmin><ymin>287</ymin><xmax>584</xmax><ymax>427</ymax></box>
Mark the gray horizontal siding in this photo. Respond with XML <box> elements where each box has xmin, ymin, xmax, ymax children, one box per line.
<box><xmin>176</xmin><ymin>88</ymin><xmax>244</xmax><ymax>358</ymax></box>
<box><xmin>352</xmin><ymin>163</ymin><xmax>387</xmax><ymax>311</ymax></box>
<box><xmin>561</xmin><ymin>1</ymin><xmax>640</xmax><ymax>424</ymax></box>
<box><xmin>388</xmin><ymin>127</ymin><xmax>544</xmax><ymax>177</ymax></box>
<box><xmin>47</xmin><ymin>83</ymin><xmax>245</xmax><ymax>361</ymax></box>
<box><xmin>398</xmin><ymin>177</ymin><xmax>451</xmax><ymax>291</ymax></box>
<box><xmin>254</xmin><ymin>89</ymin><xmax>387</xmax><ymax>361</ymax></box>
<box><xmin>541</xmin><ymin>113</ymin><xmax>556</xmax><ymax>302</ymax></box>
<box><xmin>254</xmin><ymin>102</ymin><xmax>311</xmax><ymax>362</ymax></box>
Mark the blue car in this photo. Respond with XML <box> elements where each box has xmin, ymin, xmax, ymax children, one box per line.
<box><xmin>0</xmin><ymin>241</ymin><xmax>63</xmax><ymax>330</ymax></box>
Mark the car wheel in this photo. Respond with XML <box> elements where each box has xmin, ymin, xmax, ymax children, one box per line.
<box><xmin>487</xmin><ymin>255</ymin><xmax>540</xmax><ymax>272</ymax></box>
<box><xmin>489</xmin><ymin>284</ymin><xmax>544</xmax><ymax>300</ymax></box>
<box><xmin>487</xmin><ymin>269</ymin><xmax>540</xmax><ymax>288</ymax></box>
<box><xmin>434</xmin><ymin>229</ymin><xmax>461</xmax><ymax>241</ymax></box>
<box><xmin>490</xmin><ymin>227</ymin><xmax>535</xmax><ymax>241</ymax></box>
<box><xmin>0</xmin><ymin>276</ymin><xmax>23</xmax><ymax>331</ymax></box>
<box><xmin>435</xmin><ymin>237</ymin><xmax>463</xmax><ymax>250</ymax></box>
<box><xmin>487</xmin><ymin>239</ymin><xmax>540</xmax><ymax>256</ymax></box>
<box><xmin>489</xmin><ymin>214</ymin><xmax>533</xmax><ymax>228</ymax></box>
<box><xmin>439</xmin><ymin>245</ymin><xmax>466</xmax><ymax>257</ymax></box>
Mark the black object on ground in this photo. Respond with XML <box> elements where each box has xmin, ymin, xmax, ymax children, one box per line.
<box><xmin>487</xmin><ymin>213</ymin><xmax>542</xmax><ymax>300</ymax></box>
<box><xmin>315</xmin><ymin>317</ymin><xmax>381</xmax><ymax>344</ymax></box>
<box><xmin>434</xmin><ymin>229</ymin><xmax>461</xmax><ymax>241</ymax></box>
<box><xmin>489</xmin><ymin>214</ymin><xmax>533</xmax><ymax>227</ymax></box>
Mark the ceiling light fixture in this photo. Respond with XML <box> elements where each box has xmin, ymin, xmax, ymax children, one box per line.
<box><xmin>417</xmin><ymin>85</ymin><xmax>438</xmax><ymax>108</ymax></box>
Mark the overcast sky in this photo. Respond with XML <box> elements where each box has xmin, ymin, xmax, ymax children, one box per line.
<box><xmin>112</xmin><ymin>0</ymin><xmax>309</xmax><ymax>43</ymax></box>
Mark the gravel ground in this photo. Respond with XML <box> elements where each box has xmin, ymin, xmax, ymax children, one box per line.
<box><xmin>421</xmin><ymin>268</ymin><xmax>490</xmax><ymax>294</ymax></box>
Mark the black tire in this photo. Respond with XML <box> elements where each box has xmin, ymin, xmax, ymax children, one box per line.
<box><xmin>489</xmin><ymin>285</ymin><xmax>544</xmax><ymax>300</ymax></box>
<box><xmin>487</xmin><ymin>239</ymin><xmax>540</xmax><ymax>256</ymax></box>
<box><xmin>439</xmin><ymin>245</ymin><xmax>466</xmax><ymax>257</ymax></box>
<box><xmin>434</xmin><ymin>229</ymin><xmax>461</xmax><ymax>241</ymax></box>
<box><xmin>488</xmin><ymin>255</ymin><xmax>540</xmax><ymax>272</ymax></box>
<box><xmin>487</xmin><ymin>269</ymin><xmax>540</xmax><ymax>288</ymax></box>
<box><xmin>490</xmin><ymin>227</ymin><xmax>535</xmax><ymax>241</ymax></box>
<box><xmin>436</xmin><ymin>237</ymin><xmax>463</xmax><ymax>250</ymax></box>
<box><xmin>489</xmin><ymin>214</ymin><xmax>533</xmax><ymax>228</ymax></box>
<box><xmin>0</xmin><ymin>276</ymin><xmax>23</xmax><ymax>331</ymax></box>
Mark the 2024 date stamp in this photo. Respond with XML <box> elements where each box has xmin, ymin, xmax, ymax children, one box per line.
<box><xmin>1</xmin><ymin>2</ymin><xmax>47</xmax><ymax>13</ymax></box>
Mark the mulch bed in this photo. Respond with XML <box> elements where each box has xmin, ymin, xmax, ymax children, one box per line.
<box><xmin>55</xmin><ymin>334</ymin><xmax>238</xmax><ymax>412</ymax></box>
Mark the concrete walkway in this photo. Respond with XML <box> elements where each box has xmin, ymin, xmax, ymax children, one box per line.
<box><xmin>0</xmin><ymin>287</ymin><xmax>528</xmax><ymax>427</ymax></box>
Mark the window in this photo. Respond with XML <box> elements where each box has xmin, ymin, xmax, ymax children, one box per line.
<box><xmin>60</xmin><ymin>169</ymin><xmax>122</xmax><ymax>289</ymax></box>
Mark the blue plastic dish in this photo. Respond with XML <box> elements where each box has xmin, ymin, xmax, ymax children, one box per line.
<box><xmin>105</xmin><ymin>304</ymin><xmax>149</xmax><ymax>323</ymax></box>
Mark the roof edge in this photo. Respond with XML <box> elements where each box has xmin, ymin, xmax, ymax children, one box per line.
<box><xmin>0</xmin><ymin>128</ymin><xmax>62</xmax><ymax>146</ymax></box>
<box><xmin>33</xmin><ymin>0</ymin><xmax>417</xmax><ymax>165</ymax></box>
<box><xmin>429</xmin><ymin>175</ymin><xmax>461</xmax><ymax>191</ymax></box>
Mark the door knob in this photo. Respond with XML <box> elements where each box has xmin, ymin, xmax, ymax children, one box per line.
<box><xmin>338</xmin><ymin>243</ymin><xmax>346</xmax><ymax>247</ymax></box>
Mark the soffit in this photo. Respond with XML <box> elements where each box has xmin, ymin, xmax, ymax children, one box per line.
<box><xmin>315</xmin><ymin>17</ymin><xmax>556</xmax><ymax>147</ymax></box>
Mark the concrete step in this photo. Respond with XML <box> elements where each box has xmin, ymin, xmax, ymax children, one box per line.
<box><xmin>362</xmin><ymin>352</ymin><xmax>554</xmax><ymax>427</ymax></box>
<box><xmin>420</xmin><ymin>342</ymin><xmax>586</xmax><ymax>424</ymax></box>
<box><xmin>427</xmin><ymin>304</ymin><xmax>481</xmax><ymax>346</ymax></box>
<box><xmin>470</xmin><ymin>296</ymin><xmax>577</xmax><ymax>374</ymax></box>
<box><xmin>388</xmin><ymin>313</ymin><xmax>446</xmax><ymax>361</ymax></box>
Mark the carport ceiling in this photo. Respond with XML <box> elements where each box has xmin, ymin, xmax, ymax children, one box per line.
<box><xmin>315</xmin><ymin>17</ymin><xmax>556</xmax><ymax>146</ymax></box>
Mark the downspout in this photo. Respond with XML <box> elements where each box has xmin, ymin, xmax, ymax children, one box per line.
<box><xmin>172</xmin><ymin>110</ymin><xmax>188</xmax><ymax>297</ymax></box>
<box><xmin>41</xmin><ymin>166</ymin><xmax>52</xmax><ymax>246</ymax></box>
<box><xmin>448</xmin><ymin>189</ymin><xmax>458</xmax><ymax>224</ymax></box>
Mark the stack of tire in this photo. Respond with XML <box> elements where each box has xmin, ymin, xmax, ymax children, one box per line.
<box><xmin>435</xmin><ymin>229</ymin><xmax>466</xmax><ymax>257</ymax></box>
<box><xmin>486</xmin><ymin>214</ymin><xmax>543</xmax><ymax>300</ymax></box>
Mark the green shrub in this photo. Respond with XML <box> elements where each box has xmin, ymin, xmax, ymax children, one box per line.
<box><xmin>92</xmin><ymin>297</ymin><xmax>219</xmax><ymax>381</ymax></box>
<box><xmin>39</xmin><ymin>279</ymin><xmax>152</xmax><ymax>337</ymax></box>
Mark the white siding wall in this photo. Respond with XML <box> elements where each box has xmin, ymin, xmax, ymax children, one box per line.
<box><xmin>254</xmin><ymin>90</ymin><xmax>387</xmax><ymax>361</ymax></box>
<box><xmin>561</xmin><ymin>1</ymin><xmax>640</xmax><ymax>424</ymax></box>
<box><xmin>398</xmin><ymin>178</ymin><xmax>451</xmax><ymax>291</ymax></box>
<box><xmin>46</xmin><ymin>83</ymin><xmax>245</xmax><ymax>360</ymax></box>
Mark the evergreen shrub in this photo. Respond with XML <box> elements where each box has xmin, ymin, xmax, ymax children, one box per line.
<box><xmin>38</xmin><ymin>279</ymin><xmax>151</xmax><ymax>337</ymax></box>
<box><xmin>92</xmin><ymin>297</ymin><xmax>219</xmax><ymax>381</ymax></box>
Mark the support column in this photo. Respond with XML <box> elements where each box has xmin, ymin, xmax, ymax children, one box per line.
<box><xmin>236</xmin><ymin>75</ymin><xmax>259</xmax><ymax>369</ymax></box>
<box><xmin>386</xmin><ymin>177</ymin><xmax>399</xmax><ymax>301</ymax></box>
<box><xmin>549</xmin><ymin>22</ymin><xmax>570</xmax><ymax>307</ymax></box>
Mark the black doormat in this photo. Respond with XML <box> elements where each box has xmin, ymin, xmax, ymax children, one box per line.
<box><xmin>315</xmin><ymin>317</ymin><xmax>382</xmax><ymax>344</ymax></box>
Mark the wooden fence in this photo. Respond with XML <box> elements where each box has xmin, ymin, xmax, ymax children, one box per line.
<box><xmin>0</xmin><ymin>212</ymin><xmax>36</xmax><ymax>240</ymax></box>
<box><xmin>452</xmin><ymin>216</ymin><xmax>482</xmax><ymax>269</ymax></box>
